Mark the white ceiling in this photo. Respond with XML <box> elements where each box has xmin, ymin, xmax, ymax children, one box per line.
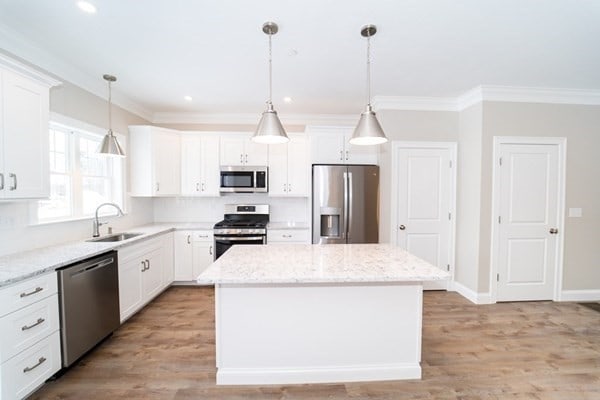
<box><xmin>0</xmin><ymin>0</ymin><xmax>599</xmax><ymax>119</ymax></box>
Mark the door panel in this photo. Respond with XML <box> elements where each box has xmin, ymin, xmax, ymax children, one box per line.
<box><xmin>497</xmin><ymin>143</ymin><xmax>559</xmax><ymax>301</ymax></box>
<box><xmin>396</xmin><ymin>147</ymin><xmax>452</xmax><ymax>290</ymax></box>
<box><xmin>347</xmin><ymin>165</ymin><xmax>379</xmax><ymax>243</ymax></box>
<box><xmin>312</xmin><ymin>165</ymin><xmax>347</xmax><ymax>244</ymax></box>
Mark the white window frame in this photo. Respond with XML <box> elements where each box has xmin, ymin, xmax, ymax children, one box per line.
<box><xmin>32</xmin><ymin>113</ymin><xmax>127</xmax><ymax>225</ymax></box>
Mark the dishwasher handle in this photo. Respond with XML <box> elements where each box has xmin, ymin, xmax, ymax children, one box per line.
<box><xmin>68</xmin><ymin>257</ymin><xmax>115</xmax><ymax>278</ymax></box>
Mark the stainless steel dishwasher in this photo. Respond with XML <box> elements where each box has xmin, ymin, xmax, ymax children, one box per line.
<box><xmin>57</xmin><ymin>251</ymin><xmax>120</xmax><ymax>367</ymax></box>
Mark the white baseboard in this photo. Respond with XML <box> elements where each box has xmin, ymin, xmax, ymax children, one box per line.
<box><xmin>560</xmin><ymin>289</ymin><xmax>600</xmax><ymax>302</ymax></box>
<box><xmin>450</xmin><ymin>281</ymin><xmax>493</xmax><ymax>304</ymax></box>
<box><xmin>217</xmin><ymin>364</ymin><xmax>421</xmax><ymax>385</ymax></box>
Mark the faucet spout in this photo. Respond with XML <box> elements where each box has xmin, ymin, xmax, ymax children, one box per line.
<box><xmin>93</xmin><ymin>202</ymin><xmax>125</xmax><ymax>237</ymax></box>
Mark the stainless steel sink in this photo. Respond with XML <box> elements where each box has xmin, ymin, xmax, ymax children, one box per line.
<box><xmin>87</xmin><ymin>232</ymin><xmax>143</xmax><ymax>242</ymax></box>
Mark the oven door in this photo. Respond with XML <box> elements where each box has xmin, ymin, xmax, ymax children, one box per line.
<box><xmin>214</xmin><ymin>235</ymin><xmax>266</xmax><ymax>260</ymax></box>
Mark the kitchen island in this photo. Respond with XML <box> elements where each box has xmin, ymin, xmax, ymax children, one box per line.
<box><xmin>197</xmin><ymin>243</ymin><xmax>449</xmax><ymax>385</ymax></box>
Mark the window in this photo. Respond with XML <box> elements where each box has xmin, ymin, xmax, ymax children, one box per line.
<box><xmin>37</xmin><ymin>122</ymin><xmax>124</xmax><ymax>222</ymax></box>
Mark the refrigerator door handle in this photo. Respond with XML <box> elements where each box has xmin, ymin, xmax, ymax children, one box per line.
<box><xmin>347</xmin><ymin>172</ymin><xmax>353</xmax><ymax>240</ymax></box>
<box><xmin>343</xmin><ymin>171</ymin><xmax>348</xmax><ymax>240</ymax></box>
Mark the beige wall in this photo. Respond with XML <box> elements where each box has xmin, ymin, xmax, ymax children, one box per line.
<box><xmin>156</xmin><ymin>123</ymin><xmax>306</xmax><ymax>133</ymax></box>
<box><xmin>377</xmin><ymin>110</ymin><xmax>459</xmax><ymax>244</ymax></box>
<box><xmin>480</xmin><ymin>102</ymin><xmax>600</xmax><ymax>292</ymax></box>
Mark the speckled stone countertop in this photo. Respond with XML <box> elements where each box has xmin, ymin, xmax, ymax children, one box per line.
<box><xmin>0</xmin><ymin>222</ymin><xmax>215</xmax><ymax>288</ymax></box>
<box><xmin>267</xmin><ymin>222</ymin><xmax>310</xmax><ymax>230</ymax></box>
<box><xmin>197</xmin><ymin>243</ymin><xmax>450</xmax><ymax>284</ymax></box>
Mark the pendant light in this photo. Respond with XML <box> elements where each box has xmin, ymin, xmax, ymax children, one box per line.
<box><xmin>98</xmin><ymin>74</ymin><xmax>125</xmax><ymax>156</ymax></box>
<box><xmin>350</xmin><ymin>25</ymin><xmax>388</xmax><ymax>146</ymax></box>
<box><xmin>252</xmin><ymin>22</ymin><xmax>289</xmax><ymax>144</ymax></box>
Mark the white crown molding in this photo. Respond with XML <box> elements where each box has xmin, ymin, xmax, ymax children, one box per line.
<box><xmin>478</xmin><ymin>85</ymin><xmax>600</xmax><ymax>106</ymax></box>
<box><xmin>152</xmin><ymin>112</ymin><xmax>358</xmax><ymax>126</ymax></box>
<box><xmin>0</xmin><ymin>23</ymin><xmax>153</xmax><ymax>122</ymax></box>
<box><xmin>0</xmin><ymin>52</ymin><xmax>61</xmax><ymax>87</ymax></box>
<box><xmin>371</xmin><ymin>95</ymin><xmax>459</xmax><ymax>112</ymax></box>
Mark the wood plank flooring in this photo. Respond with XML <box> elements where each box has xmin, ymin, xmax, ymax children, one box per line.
<box><xmin>31</xmin><ymin>287</ymin><xmax>600</xmax><ymax>399</ymax></box>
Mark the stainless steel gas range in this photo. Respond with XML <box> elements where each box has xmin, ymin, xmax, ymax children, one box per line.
<box><xmin>213</xmin><ymin>204</ymin><xmax>269</xmax><ymax>260</ymax></box>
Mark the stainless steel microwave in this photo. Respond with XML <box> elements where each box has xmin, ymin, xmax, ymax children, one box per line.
<box><xmin>220</xmin><ymin>166</ymin><xmax>268</xmax><ymax>193</ymax></box>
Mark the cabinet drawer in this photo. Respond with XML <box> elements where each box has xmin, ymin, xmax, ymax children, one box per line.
<box><xmin>0</xmin><ymin>294</ymin><xmax>59</xmax><ymax>363</ymax></box>
<box><xmin>118</xmin><ymin>236</ymin><xmax>163</xmax><ymax>263</ymax></box>
<box><xmin>1</xmin><ymin>330</ymin><xmax>61</xmax><ymax>400</ymax></box>
<box><xmin>267</xmin><ymin>229</ymin><xmax>310</xmax><ymax>243</ymax></box>
<box><xmin>192</xmin><ymin>231</ymin><xmax>213</xmax><ymax>242</ymax></box>
<box><xmin>0</xmin><ymin>273</ymin><xmax>58</xmax><ymax>318</ymax></box>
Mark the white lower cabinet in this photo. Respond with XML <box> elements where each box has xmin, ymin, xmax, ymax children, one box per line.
<box><xmin>0</xmin><ymin>272</ymin><xmax>60</xmax><ymax>400</ymax></box>
<box><xmin>174</xmin><ymin>230</ymin><xmax>214</xmax><ymax>282</ymax></box>
<box><xmin>267</xmin><ymin>229</ymin><xmax>311</xmax><ymax>244</ymax></box>
<box><xmin>118</xmin><ymin>233</ymin><xmax>174</xmax><ymax>323</ymax></box>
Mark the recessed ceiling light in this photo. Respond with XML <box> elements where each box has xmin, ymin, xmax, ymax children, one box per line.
<box><xmin>184</xmin><ymin>95</ymin><xmax>193</xmax><ymax>101</ymax></box>
<box><xmin>283</xmin><ymin>96</ymin><xmax>292</xmax><ymax>103</ymax></box>
<box><xmin>77</xmin><ymin>1</ymin><xmax>97</xmax><ymax>13</ymax></box>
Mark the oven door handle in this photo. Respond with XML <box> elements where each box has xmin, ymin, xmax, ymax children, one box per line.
<box><xmin>214</xmin><ymin>236</ymin><xmax>265</xmax><ymax>241</ymax></box>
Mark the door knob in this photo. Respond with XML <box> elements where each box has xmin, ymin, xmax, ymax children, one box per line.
<box><xmin>399</xmin><ymin>225</ymin><xmax>406</xmax><ymax>230</ymax></box>
<box><xmin>549</xmin><ymin>228</ymin><xmax>559</xmax><ymax>234</ymax></box>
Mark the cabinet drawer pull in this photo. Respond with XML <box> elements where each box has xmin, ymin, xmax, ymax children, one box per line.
<box><xmin>21</xmin><ymin>318</ymin><xmax>45</xmax><ymax>331</ymax></box>
<box><xmin>9</xmin><ymin>173</ymin><xmax>17</xmax><ymax>190</ymax></box>
<box><xmin>198</xmin><ymin>235</ymin><xmax>209</xmax><ymax>238</ymax></box>
<box><xmin>23</xmin><ymin>357</ymin><xmax>47</xmax><ymax>373</ymax></box>
<box><xmin>20</xmin><ymin>287</ymin><xmax>43</xmax><ymax>298</ymax></box>
<box><xmin>282</xmin><ymin>234</ymin><xmax>292</xmax><ymax>238</ymax></box>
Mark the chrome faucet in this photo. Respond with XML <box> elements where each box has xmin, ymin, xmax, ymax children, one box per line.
<box><xmin>93</xmin><ymin>202</ymin><xmax>124</xmax><ymax>237</ymax></box>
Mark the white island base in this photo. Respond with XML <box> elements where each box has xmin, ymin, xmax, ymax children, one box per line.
<box><xmin>215</xmin><ymin>281</ymin><xmax>423</xmax><ymax>385</ymax></box>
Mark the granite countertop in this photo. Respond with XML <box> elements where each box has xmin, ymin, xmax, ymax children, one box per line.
<box><xmin>197</xmin><ymin>243</ymin><xmax>450</xmax><ymax>285</ymax></box>
<box><xmin>0</xmin><ymin>222</ymin><xmax>215</xmax><ymax>288</ymax></box>
<box><xmin>267</xmin><ymin>222</ymin><xmax>310</xmax><ymax>230</ymax></box>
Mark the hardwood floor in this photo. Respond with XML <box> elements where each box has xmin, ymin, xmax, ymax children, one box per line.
<box><xmin>31</xmin><ymin>287</ymin><xmax>600</xmax><ymax>399</ymax></box>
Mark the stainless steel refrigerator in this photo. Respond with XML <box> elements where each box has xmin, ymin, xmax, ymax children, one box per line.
<box><xmin>312</xmin><ymin>165</ymin><xmax>379</xmax><ymax>244</ymax></box>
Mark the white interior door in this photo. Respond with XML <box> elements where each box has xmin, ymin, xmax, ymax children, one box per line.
<box><xmin>396</xmin><ymin>146</ymin><xmax>453</xmax><ymax>290</ymax></box>
<box><xmin>496</xmin><ymin>143</ymin><xmax>560</xmax><ymax>301</ymax></box>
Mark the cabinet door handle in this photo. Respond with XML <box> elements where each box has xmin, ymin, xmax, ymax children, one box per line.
<box><xmin>283</xmin><ymin>184</ymin><xmax>287</xmax><ymax>192</ymax></box>
<box><xmin>288</xmin><ymin>183</ymin><xmax>291</xmax><ymax>192</ymax></box>
<box><xmin>146</xmin><ymin>259</ymin><xmax>150</xmax><ymax>270</ymax></box>
<box><xmin>196</xmin><ymin>183</ymin><xmax>200</xmax><ymax>192</ymax></box>
<box><xmin>20</xmin><ymin>287</ymin><xmax>43</xmax><ymax>298</ymax></box>
<box><xmin>245</xmin><ymin>154</ymin><xmax>248</xmax><ymax>163</ymax></box>
<box><xmin>156</xmin><ymin>182</ymin><xmax>160</xmax><ymax>192</ymax></box>
<box><xmin>9</xmin><ymin>173</ymin><xmax>17</xmax><ymax>190</ymax></box>
<box><xmin>202</xmin><ymin>182</ymin><xmax>205</xmax><ymax>191</ymax></box>
<box><xmin>240</xmin><ymin>154</ymin><xmax>243</xmax><ymax>163</ymax></box>
<box><xmin>141</xmin><ymin>260</ymin><xmax>146</xmax><ymax>272</ymax></box>
<box><xmin>209</xmin><ymin>245</ymin><xmax>213</xmax><ymax>255</ymax></box>
<box><xmin>23</xmin><ymin>357</ymin><xmax>47</xmax><ymax>373</ymax></box>
<box><xmin>345</xmin><ymin>150</ymin><xmax>349</xmax><ymax>161</ymax></box>
<box><xmin>187</xmin><ymin>235</ymin><xmax>191</xmax><ymax>244</ymax></box>
<box><xmin>0</xmin><ymin>173</ymin><xmax>4</xmax><ymax>190</ymax></box>
<box><xmin>339</xmin><ymin>150</ymin><xmax>343</xmax><ymax>161</ymax></box>
<box><xmin>22</xmin><ymin>318</ymin><xmax>45</xmax><ymax>331</ymax></box>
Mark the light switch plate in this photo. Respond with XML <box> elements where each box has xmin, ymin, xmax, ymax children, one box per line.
<box><xmin>568</xmin><ymin>208</ymin><xmax>582</xmax><ymax>218</ymax></box>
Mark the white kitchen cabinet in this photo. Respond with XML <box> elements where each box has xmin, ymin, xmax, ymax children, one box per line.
<box><xmin>0</xmin><ymin>272</ymin><xmax>61</xmax><ymax>400</ymax></box>
<box><xmin>0</xmin><ymin>59</ymin><xmax>59</xmax><ymax>200</ymax></box>
<box><xmin>129</xmin><ymin>126</ymin><xmax>181</xmax><ymax>196</ymax></box>
<box><xmin>174</xmin><ymin>230</ymin><xmax>214</xmax><ymax>283</ymax></box>
<box><xmin>268</xmin><ymin>134</ymin><xmax>310</xmax><ymax>197</ymax></box>
<box><xmin>118</xmin><ymin>234</ymin><xmax>173</xmax><ymax>322</ymax></box>
<box><xmin>220</xmin><ymin>134</ymin><xmax>268</xmax><ymax>166</ymax></box>
<box><xmin>308</xmin><ymin>126</ymin><xmax>378</xmax><ymax>165</ymax></box>
<box><xmin>181</xmin><ymin>134</ymin><xmax>220</xmax><ymax>196</ymax></box>
<box><xmin>267</xmin><ymin>228</ymin><xmax>311</xmax><ymax>244</ymax></box>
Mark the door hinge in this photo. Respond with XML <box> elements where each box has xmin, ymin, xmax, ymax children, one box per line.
<box><xmin>446</xmin><ymin>264</ymin><xmax>450</xmax><ymax>271</ymax></box>
<box><xmin>496</xmin><ymin>273</ymin><xmax>500</xmax><ymax>282</ymax></box>
<box><xmin>499</xmin><ymin>157</ymin><xmax>503</xmax><ymax>166</ymax></box>
<box><xmin>498</xmin><ymin>216</ymin><xmax>502</xmax><ymax>224</ymax></box>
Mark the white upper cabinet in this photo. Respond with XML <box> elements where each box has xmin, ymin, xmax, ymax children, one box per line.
<box><xmin>268</xmin><ymin>134</ymin><xmax>310</xmax><ymax>197</ymax></box>
<box><xmin>129</xmin><ymin>125</ymin><xmax>181</xmax><ymax>196</ymax></box>
<box><xmin>0</xmin><ymin>58</ymin><xmax>59</xmax><ymax>199</ymax></box>
<box><xmin>308</xmin><ymin>126</ymin><xmax>379</xmax><ymax>165</ymax></box>
<box><xmin>220</xmin><ymin>134</ymin><xmax>268</xmax><ymax>166</ymax></box>
<box><xmin>181</xmin><ymin>133</ymin><xmax>220</xmax><ymax>196</ymax></box>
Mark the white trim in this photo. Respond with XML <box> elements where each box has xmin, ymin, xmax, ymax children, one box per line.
<box><xmin>0</xmin><ymin>52</ymin><xmax>61</xmax><ymax>87</ymax></box>
<box><xmin>559</xmin><ymin>290</ymin><xmax>600</xmax><ymax>302</ymax></box>
<box><xmin>0</xmin><ymin>24</ymin><xmax>153</xmax><ymax>121</ymax></box>
<box><xmin>390</xmin><ymin>141</ymin><xmax>457</xmax><ymax>287</ymax></box>
<box><xmin>217</xmin><ymin>364</ymin><xmax>421</xmax><ymax>385</ymax></box>
<box><xmin>489</xmin><ymin>136</ymin><xmax>567</xmax><ymax>303</ymax></box>
<box><xmin>372</xmin><ymin>95</ymin><xmax>458</xmax><ymax>112</ymax></box>
<box><xmin>449</xmin><ymin>281</ymin><xmax>493</xmax><ymax>305</ymax></box>
<box><xmin>479</xmin><ymin>85</ymin><xmax>600</xmax><ymax>106</ymax></box>
<box><xmin>151</xmin><ymin>112</ymin><xmax>358</xmax><ymax>126</ymax></box>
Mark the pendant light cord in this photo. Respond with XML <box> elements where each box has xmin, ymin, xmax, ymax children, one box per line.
<box><xmin>366</xmin><ymin>32</ymin><xmax>371</xmax><ymax>107</ymax></box>
<box><xmin>268</xmin><ymin>32</ymin><xmax>273</xmax><ymax>106</ymax></box>
<box><xmin>108</xmin><ymin>80</ymin><xmax>113</xmax><ymax>134</ymax></box>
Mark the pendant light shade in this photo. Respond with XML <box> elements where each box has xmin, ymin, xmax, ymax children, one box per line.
<box><xmin>350</xmin><ymin>25</ymin><xmax>388</xmax><ymax>146</ymax></box>
<box><xmin>252</xmin><ymin>22</ymin><xmax>289</xmax><ymax>144</ymax></box>
<box><xmin>98</xmin><ymin>74</ymin><xmax>125</xmax><ymax>157</ymax></box>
